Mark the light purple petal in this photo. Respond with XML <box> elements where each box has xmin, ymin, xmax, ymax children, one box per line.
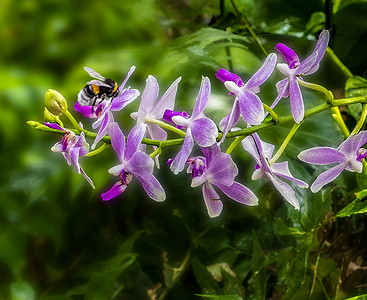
<box><xmin>310</xmin><ymin>162</ymin><xmax>348</xmax><ymax>193</ymax></box>
<box><xmin>191</xmin><ymin>117</ymin><xmax>218</xmax><ymax>147</ymax></box>
<box><xmin>75</xmin><ymin>132</ymin><xmax>89</xmax><ymax>157</ymax></box>
<box><xmin>74</xmin><ymin>102</ymin><xmax>96</xmax><ymax>118</ymax></box>
<box><xmin>218</xmin><ymin>101</ymin><xmax>240</xmax><ymax>143</ymax></box>
<box><xmin>80</xmin><ymin>167</ymin><xmax>95</xmax><ymax>188</ymax></box>
<box><xmin>271</xmin><ymin>161</ymin><xmax>309</xmax><ymax>188</ymax></box>
<box><xmin>91</xmin><ymin>111</ymin><xmax>113</xmax><ymax>150</ymax></box>
<box><xmin>101</xmin><ymin>181</ymin><xmax>128</xmax><ymax>201</ymax></box>
<box><xmin>192</xmin><ymin>77</ymin><xmax>211</xmax><ymax>119</ymax></box>
<box><xmin>69</xmin><ymin>147</ymin><xmax>81</xmax><ymax>173</ymax></box>
<box><xmin>267</xmin><ymin>78</ymin><xmax>289</xmax><ymax>114</ymax></box>
<box><xmin>128</xmin><ymin>151</ymin><xmax>154</xmax><ymax>179</ymax></box>
<box><xmin>109</xmin><ymin>122</ymin><xmax>125</xmax><ymax>163</ymax></box>
<box><xmin>339</xmin><ymin>130</ymin><xmax>367</xmax><ymax>156</ymax></box>
<box><xmin>206</xmin><ymin>151</ymin><xmax>238</xmax><ymax>187</ymax></box>
<box><xmin>275</xmin><ymin>43</ymin><xmax>300</xmax><ymax>68</ymax></box>
<box><xmin>147</xmin><ymin>123</ymin><xmax>167</xmax><ymax>141</ymax></box>
<box><xmin>298</xmin><ymin>147</ymin><xmax>347</xmax><ymax>165</ymax></box>
<box><xmin>170</xmin><ymin>128</ymin><xmax>194</xmax><ymax>175</ymax></box>
<box><xmin>111</xmin><ymin>89</ymin><xmax>140</xmax><ymax>111</ymax></box>
<box><xmin>242</xmin><ymin>136</ymin><xmax>261</xmax><ymax>165</ymax></box>
<box><xmin>245</xmin><ymin>53</ymin><xmax>277</xmax><ymax>89</ymax></box>
<box><xmin>266</xmin><ymin>173</ymin><xmax>300</xmax><ymax>210</ymax></box>
<box><xmin>201</xmin><ymin>143</ymin><xmax>222</xmax><ymax>166</ymax></box>
<box><xmin>216</xmin><ymin>69</ymin><xmax>244</xmax><ymax>86</ymax></box>
<box><xmin>108</xmin><ymin>164</ymin><xmax>124</xmax><ymax>176</ymax></box>
<box><xmin>119</xmin><ymin>66</ymin><xmax>136</xmax><ymax>91</ymax></box>
<box><xmin>238</xmin><ymin>91</ymin><xmax>265</xmax><ymax>125</ymax></box>
<box><xmin>251</xmin><ymin>133</ymin><xmax>273</xmax><ymax>173</ymax></box>
<box><xmin>289</xmin><ymin>78</ymin><xmax>304</xmax><ymax>124</ymax></box>
<box><xmin>138</xmin><ymin>75</ymin><xmax>159</xmax><ymax>120</ymax></box>
<box><xmin>216</xmin><ymin>181</ymin><xmax>258</xmax><ymax>206</ymax></box>
<box><xmin>202</xmin><ymin>183</ymin><xmax>223</xmax><ymax>218</ymax></box>
<box><xmin>135</xmin><ymin>173</ymin><xmax>166</xmax><ymax>202</ymax></box>
<box><xmin>150</xmin><ymin>77</ymin><xmax>181</xmax><ymax>119</ymax></box>
<box><xmin>125</xmin><ymin>124</ymin><xmax>147</xmax><ymax>161</ymax></box>
<box><xmin>295</xmin><ymin>30</ymin><xmax>330</xmax><ymax>76</ymax></box>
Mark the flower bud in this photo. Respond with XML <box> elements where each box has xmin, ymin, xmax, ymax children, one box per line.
<box><xmin>45</xmin><ymin>89</ymin><xmax>68</xmax><ymax>116</ymax></box>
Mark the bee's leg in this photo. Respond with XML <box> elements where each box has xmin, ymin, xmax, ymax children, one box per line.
<box><xmin>91</xmin><ymin>97</ymin><xmax>97</xmax><ymax>114</ymax></box>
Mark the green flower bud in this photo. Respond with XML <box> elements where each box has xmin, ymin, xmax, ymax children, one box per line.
<box><xmin>44</xmin><ymin>107</ymin><xmax>64</xmax><ymax>127</ymax></box>
<box><xmin>45</xmin><ymin>89</ymin><xmax>68</xmax><ymax>116</ymax></box>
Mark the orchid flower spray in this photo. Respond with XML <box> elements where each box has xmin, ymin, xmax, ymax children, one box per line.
<box><xmin>164</xmin><ymin>76</ymin><xmax>218</xmax><ymax>174</ymax></box>
<box><xmin>184</xmin><ymin>144</ymin><xmax>258</xmax><ymax>218</ymax></box>
<box><xmin>74</xmin><ymin>66</ymin><xmax>140</xmax><ymax>149</ymax></box>
<box><xmin>271</xmin><ymin>30</ymin><xmax>330</xmax><ymax>123</ymax></box>
<box><xmin>216</xmin><ymin>53</ymin><xmax>277</xmax><ymax>142</ymax></box>
<box><xmin>101</xmin><ymin>122</ymin><xmax>166</xmax><ymax>202</ymax></box>
<box><xmin>298</xmin><ymin>131</ymin><xmax>367</xmax><ymax>193</ymax></box>
<box><xmin>45</xmin><ymin>122</ymin><xmax>94</xmax><ymax>188</ymax></box>
<box><xmin>242</xmin><ymin>133</ymin><xmax>308</xmax><ymax>210</ymax></box>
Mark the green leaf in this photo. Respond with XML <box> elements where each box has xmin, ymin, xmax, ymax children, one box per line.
<box><xmin>275</xmin><ymin>218</ymin><xmax>306</xmax><ymax>237</ymax></box>
<box><xmin>336</xmin><ymin>189</ymin><xmax>367</xmax><ymax>218</ymax></box>
<box><xmin>192</xmin><ymin>259</ymin><xmax>220</xmax><ymax>295</ymax></box>
<box><xmin>305</xmin><ymin>11</ymin><xmax>326</xmax><ymax>36</ymax></box>
<box><xmin>345</xmin><ymin>76</ymin><xmax>367</xmax><ymax>98</ymax></box>
<box><xmin>196</xmin><ymin>294</ymin><xmax>243</xmax><ymax>300</ymax></box>
<box><xmin>10</xmin><ymin>281</ymin><xmax>35</xmax><ymax>300</ymax></box>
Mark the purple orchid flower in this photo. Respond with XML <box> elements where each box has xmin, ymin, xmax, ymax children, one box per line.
<box><xmin>101</xmin><ymin>122</ymin><xmax>166</xmax><ymax>202</ymax></box>
<box><xmin>216</xmin><ymin>53</ymin><xmax>277</xmax><ymax>142</ymax></box>
<box><xmin>45</xmin><ymin>122</ymin><xmax>94</xmax><ymax>188</ymax></box>
<box><xmin>270</xmin><ymin>30</ymin><xmax>330</xmax><ymax>123</ymax></box>
<box><xmin>298</xmin><ymin>130</ymin><xmax>367</xmax><ymax>193</ymax></box>
<box><xmin>74</xmin><ymin>66</ymin><xmax>140</xmax><ymax>149</ymax></box>
<box><xmin>183</xmin><ymin>144</ymin><xmax>258</xmax><ymax>218</ymax></box>
<box><xmin>130</xmin><ymin>75</ymin><xmax>181</xmax><ymax>141</ymax></box>
<box><xmin>242</xmin><ymin>133</ymin><xmax>308</xmax><ymax>210</ymax></box>
<box><xmin>164</xmin><ymin>77</ymin><xmax>218</xmax><ymax>174</ymax></box>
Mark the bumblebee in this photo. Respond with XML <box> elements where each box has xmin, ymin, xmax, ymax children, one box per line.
<box><xmin>77</xmin><ymin>67</ymin><xmax>120</xmax><ymax>110</ymax></box>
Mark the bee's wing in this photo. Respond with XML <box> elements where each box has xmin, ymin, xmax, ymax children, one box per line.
<box><xmin>84</xmin><ymin>67</ymin><xmax>106</xmax><ymax>81</ymax></box>
<box><xmin>87</xmin><ymin>80</ymin><xmax>111</xmax><ymax>87</ymax></box>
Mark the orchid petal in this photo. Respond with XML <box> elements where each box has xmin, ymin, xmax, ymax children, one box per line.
<box><xmin>296</xmin><ymin>30</ymin><xmax>330</xmax><ymax>75</ymax></box>
<box><xmin>267</xmin><ymin>173</ymin><xmax>300</xmax><ymax>210</ymax></box>
<box><xmin>245</xmin><ymin>53</ymin><xmax>277</xmax><ymax>89</ymax></box>
<box><xmin>128</xmin><ymin>151</ymin><xmax>154</xmax><ymax>179</ymax></box>
<box><xmin>111</xmin><ymin>88</ymin><xmax>140</xmax><ymax>111</ymax></box>
<box><xmin>101</xmin><ymin>181</ymin><xmax>128</xmax><ymax>201</ymax></box>
<box><xmin>289</xmin><ymin>78</ymin><xmax>304</xmax><ymax>124</ymax></box>
<box><xmin>119</xmin><ymin>66</ymin><xmax>135</xmax><ymax>91</ymax></box>
<box><xmin>238</xmin><ymin>91</ymin><xmax>265</xmax><ymax>125</ymax></box>
<box><xmin>298</xmin><ymin>147</ymin><xmax>347</xmax><ymax>165</ymax></box>
<box><xmin>310</xmin><ymin>162</ymin><xmax>348</xmax><ymax>193</ymax></box>
<box><xmin>125</xmin><ymin>124</ymin><xmax>147</xmax><ymax>161</ymax></box>
<box><xmin>73</xmin><ymin>102</ymin><xmax>96</xmax><ymax>118</ymax></box>
<box><xmin>44</xmin><ymin>122</ymin><xmax>66</xmax><ymax>131</ymax></box>
<box><xmin>207</xmin><ymin>152</ymin><xmax>238</xmax><ymax>187</ymax></box>
<box><xmin>339</xmin><ymin>130</ymin><xmax>367</xmax><ymax>156</ymax></box>
<box><xmin>216</xmin><ymin>69</ymin><xmax>244</xmax><ymax>86</ymax></box>
<box><xmin>147</xmin><ymin>123</ymin><xmax>167</xmax><ymax>141</ymax></box>
<box><xmin>138</xmin><ymin>75</ymin><xmax>159</xmax><ymax>121</ymax></box>
<box><xmin>192</xmin><ymin>76</ymin><xmax>211</xmax><ymax>119</ymax></box>
<box><xmin>92</xmin><ymin>111</ymin><xmax>113</xmax><ymax>150</ymax></box>
<box><xmin>151</xmin><ymin>77</ymin><xmax>181</xmax><ymax>119</ymax></box>
<box><xmin>191</xmin><ymin>117</ymin><xmax>218</xmax><ymax>147</ymax></box>
<box><xmin>242</xmin><ymin>136</ymin><xmax>261</xmax><ymax>165</ymax></box>
<box><xmin>271</xmin><ymin>161</ymin><xmax>309</xmax><ymax>188</ymax></box>
<box><xmin>202</xmin><ymin>183</ymin><xmax>223</xmax><ymax>218</ymax></box>
<box><xmin>108</xmin><ymin>164</ymin><xmax>124</xmax><ymax>176</ymax></box>
<box><xmin>217</xmin><ymin>181</ymin><xmax>258</xmax><ymax>206</ymax></box>
<box><xmin>275</xmin><ymin>44</ymin><xmax>300</xmax><ymax>67</ymax></box>
<box><xmin>201</xmin><ymin>143</ymin><xmax>222</xmax><ymax>166</ymax></box>
<box><xmin>218</xmin><ymin>101</ymin><xmax>241</xmax><ymax>143</ymax></box>
<box><xmin>135</xmin><ymin>173</ymin><xmax>166</xmax><ymax>202</ymax></box>
<box><xmin>69</xmin><ymin>147</ymin><xmax>81</xmax><ymax>173</ymax></box>
<box><xmin>109</xmin><ymin>122</ymin><xmax>125</xmax><ymax>163</ymax></box>
<box><xmin>80</xmin><ymin>167</ymin><xmax>95</xmax><ymax>188</ymax></box>
<box><xmin>170</xmin><ymin>128</ymin><xmax>194</xmax><ymax>175</ymax></box>
<box><xmin>75</xmin><ymin>132</ymin><xmax>89</xmax><ymax>157</ymax></box>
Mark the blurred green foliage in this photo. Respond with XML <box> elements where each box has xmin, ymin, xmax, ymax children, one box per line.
<box><xmin>1</xmin><ymin>0</ymin><xmax>367</xmax><ymax>299</ymax></box>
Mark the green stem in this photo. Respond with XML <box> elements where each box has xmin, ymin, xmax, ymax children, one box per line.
<box><xmin>86</xmin><ymin>143</ymin><xmax>109</xmax><ymax>157</ymax></box>
<box><xmin>229</xmin><ymin>0</ymin><xmax>268</xmax><ymax>57</ymax></box>
<box><xmin>269</xmin><ymin>122</ymin><xmax>302</xmax><ymax>165</ymax></box>
<box><xmin>331</xmin><ymin>107</ymin><xmax>350</xmax><ymax>138</ymax></box>
<box><xmin>150</xmin><ymin>145</ymin><xmax>162</xmax><ymax>158</ymax></box>
<box><xmin>351</xmin><ymin>103</ymin><xmax>367</xmax><ymax>135</ymax></box>
<box><xmin>64</xmin><ymin>110</ymin><xmax>84</xmax><ymax>132</ymax></box>
<box><xmin>226</xmin><ymin>136</ymin><xmax>245</xmax><ymax>154</ymax></box>
<box><xmin>145</xmin><ymin>117</ymin><xmax>186</xmax><ymax>137</ymax></box>
<box><xmin>297</xmin><ymin>79</ymin><xmax>334</xmax><ymax>103</ymax></box>
<box><xmin>263</xmin><ymin>103</ymin><xmax>279</xmax><ymax>123</ymax></box>
<box><xmin>326</xmin><ymin>47</ymin><xmax>353</xmax><ymax>78</ymax></box>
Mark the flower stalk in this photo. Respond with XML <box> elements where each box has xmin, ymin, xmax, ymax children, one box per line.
<box><xmin>351</xmin><ymin>103</ymin><xmax>367</xmax><ymax>135</ymax></box>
